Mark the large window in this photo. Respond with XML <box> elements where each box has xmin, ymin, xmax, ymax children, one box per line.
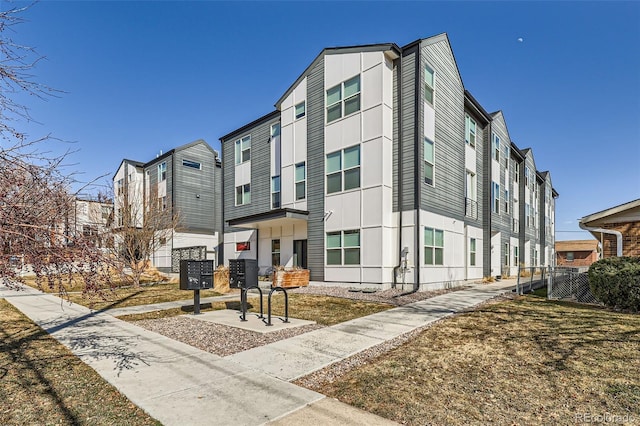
<box><xmin>235</xmin><ymin>135</ymin><xmax>251</xmax><ymax>165</ymax></box>
<box><xmin>326</xmin><ymin>75</ymin><xmax>361</xmax><ymax>123</ymax></box>
<box><xmin>424</xmin><ymin>138</ymin><xmax>434</xmax><ymax>186</ymax></box>
<box><xmin>326</xmin><ymin>230</ymin><xmax>360</xmax><ymax>265</ymax></box>
<box><xmin>295</xmin><ymin>101</ymin><xmax>306</xmax><ymax>119</ymax></box>
<box><xmin>492</xmin><ymin>182</ymin><xmax>500</xmax><ymax>214</ymax></box>
<box><xmin>492</xmin><ymin>133</ymin><xmax>500</xmax><ymax>162</ymax></box>
<box><xmin>295</xmin><ymin>162</ymin><xmax>306</xmax><ymax>200</ymax></box>
<box><xmin>182</xmin><ymin>159</ymin><xmax>201</xmax><ymax>170</ymax></box>
<box><xmin>236</xmin><ymin>184</ymin><xmax>251</xmax><ymax>206</ymax></box>
<box><xmin>271</xmin><ymin>176</ymin><xmax>280</xmax><ymax>209</ymax></box>
<box><xmin>469</xmin><ymin>238</ymin><xmax>476</xmax><ymax>266</ymax></box>
<box><xmin>158</xmin><ymin>162</ymin><xmax>167</xmax><ymax>181</ymax></box>
<box><xmin>424</xmin><ymin>227</ymin><xmax>444</xmax><ymax>265</ymax></box>
<box><xmin>465</xmin><ymin>114</ymin><xmax>476</xmax><ymax>147</ymax></box>
<box><xmin>326</xmin><ymin>145</ymin><xmax>360</xmax><ymax>194</ymax></box>
<box><xmin>424</xmin><ymin>65</ymin><xmax>435</xmax><ymax>105</ymax></box>
<box><xmin>272</xmin><ymin>239</ymin><xmax>281</xmax><ymax>266</ymax></box>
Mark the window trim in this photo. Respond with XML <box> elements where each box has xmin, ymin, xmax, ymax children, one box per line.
<box><xmin>326</xmin><ymin>75</ymin><xmax>361</xmax><ymax>123</ymax></box>
<box><xmin>294</xmin><ymin>101</ymin><xmax>306</xmax><ymax>120</ymax></box>
<box><xmin>504</xmin><ymin>242</ymin><xmax>510</xmax><ymax>267</ymax></box>
<box><xmin>492</xmin><ymin>182</ymin><xmax>500</xmax><ymax>214</ymax></box>
<box><xmin>465</xmin><ymin>114</ymin><xmax>476</xmax><ymax>148</ymax></box>
<box><xmin>326</xmin><ymin>229</ymin><xmax>361</xmax><ymax>266</ymax></box>
<box><xmin>271</xmin><ymin>176</ymin><xmax>281</xmax><ymax>209</ymax></box>
<box><xmin>271</xmin><ymin>239</ymin><xmax>281</xmax><ymax>266</ymax></box>
<box><xmin>326</xmin><ymin>145</ymin><xmax>361</xmax><ymax>194</ymax></box>
<box><xmin>235</xmin><ymin>183</ymin><xmax>251</xmax><ymax>206</ymax></box>
<box><xmin>424</xmin><ymin>138</ymin><xmax>435</xmax><ymax>186</ymax></box>
<box><xmin>235</xmin><ymin>135</ymin><xmax>251</xmax><ymax>165</ymax></box>
<box><xmin>492</xmin><ymin>133</ymin><xmax>500</xmax><ymax>162</ymax></box>
<box><xmin>424</xmin><ymin>227</ymin><xmax>444</xmax><ymax>266</ymax></box>
<box><xmin>158</xmin><ymin>162</ymin><xmax>167</xmax><ymax>182</ymax></box>
<box><xmin>424</xmin><ymin>65</ymin><xmax>435</xmax><ymax>106</ymax></box>
<box><xmin>469</xmin><ymin>238</ymin><xmax>476</xmax><ymax>266</ymax></box>
<box><xmin>295</xmin><ymin>162</ymin><xmax>306</xmax><ymax>200</ymax></box>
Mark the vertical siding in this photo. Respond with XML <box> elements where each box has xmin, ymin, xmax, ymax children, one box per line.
<box><xmin>420</xmin><ymin>39</ymin><xmax>465</xmax><ymax>220</ymax></box>
<box><xmin>306</xmin><ymin>58</ymin><xmax>325</xmax><ymax>281</ymax></box>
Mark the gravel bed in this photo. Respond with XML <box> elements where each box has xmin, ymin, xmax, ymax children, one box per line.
<box><xmin>133</xmin><ymin>285</ymin><xmax>473</xmax><ymax>361</ymax></box>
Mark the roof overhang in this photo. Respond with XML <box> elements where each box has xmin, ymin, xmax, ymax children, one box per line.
<box><xmin>227</xmin><ymin>208</ymin><xmax>309</xmax><ymax>229</ymax></box>
<box><xmin>580</xmin><ymin>199</ymin><xmax>640</xmax><ymax>226</ymax></box>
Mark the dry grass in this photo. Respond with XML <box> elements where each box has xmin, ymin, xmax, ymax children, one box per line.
<box><xmin>117</xmin><ymin>294</ymin><xmax>393</xmax><ymax>326</ymax></box>
<box><xmin>0</xmin><ymin>299</ymin><xmax>159</xmax><ymax>426</ymax></box>
<box><xmin>312</xmin><ymin>295</ymin><xmax>640</xmax><ymax>425</ymax></box>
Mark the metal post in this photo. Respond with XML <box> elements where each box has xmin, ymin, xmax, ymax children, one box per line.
<box><xmin>547</xmin><ymin>266</ymin><xmax>553</xmax><ymax>299</ymax></box>
<box><xmin>516</xmin><ymin>265</ymin><xmax>521</xmax><ymax>295</ymax></box>
<box><xmin>194</xmin><ymin>289</ymin><xmax>201</xmax><ymax>315</ymax></box>
<box><xmin>265</xmin><ymin>287</ymin><xmax>289</xmax><ymax>326</ymax></box>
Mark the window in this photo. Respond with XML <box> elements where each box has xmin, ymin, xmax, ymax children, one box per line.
<box><xmin>504</xmin><ymin>188</ymin><xmax>510</xmax><ymax>214</ymax></box>
<box><xmin>326</xmin><ymin>75</ymin><xmax>361</xmax><ymax>123</ymax></box>
<box><xmin>515</xmin><ymin>162</ymin><xmax>520</xmax><ymax>183</ymax></box>
<box><xmin>424</xmin><ymin>227</ymin><xmax>444</xmax><ymax>265</ymax></box>
<box><xmin>182</xmin><ymin>159</ymin><xmax>201</xmax><ymax>170</ymax></box>
<box><xmin>566</xmin><ymin>252</ymin><xmax>574</xmax><ymax>262</ymax></box>
<box><xmin>424</xmin><ymin>138</ymin><xmax>435</xmax><ymax>185</ymax></box>
<box><xmin>504</xmin><ymin>243</ymin><xmax>510</xmax><ymax>267</ymax></box>
<box><xmin>158</xmin><ymin>196</ymin><xmax>167</xmax><ymax>211</ymax></box>
<box><xmin>514</xmin><ymin>246</ymin><xmax>519</xmax><ymax>266</ymax></box>
<box><xmin>492</xmin><ymin>133</ymin><xmax>500</xmax><ymax>162</ymax></box>
<box><xmin>116</xmin><ymin>179</ymin><xmax>124</xmax><ymax>196</ymax></box>
<box><xmin>525</xmin><ymin>203</ymin><xmax>531</xmax><ymax>227</ymax></box>
<box><xmin>424</xmin><ymin>65</ymin><xmax>435</xmax><ymax>105</ymax></box>
<box><xmin>271</xmin><ymin>123</ymin><xmax>280</xmax><ymax>139</ymax></box>
<box><xmin>158</xmin><ymin>162</ymin><xmax>167</xmax><ymax>181</ymax></box>
<box><xmin>295</xmin><ymin>162</ymin><xmax>306</xmax><ymax>200</ymax></box>
<box><xmin>236</xmin><ymin>184</ymin><xmax>251</xmax><ymax>206</ymax></box>
<box><xmin>326</xmin><ymin>230</ymin><xmax>360</xmax><ymax>265</ymax></box>
<box><xmin>492</xmin><ymin>182</ymin><xmax>500</xmax><ymax>214</ymax></box>
<box><xmin>236</xmin><ymin>242</ymin><xmax>250</xmax><ymax>251</ymax></box>
<box><xmin>465</xmin><ymin>115</ymin><xmax>476</xmax><ymax>147</ymax></box>
<box><xmin>235</xmin><ymin>135</ymin><xmax>251</xmax><ymax>165</ymax></box>
<box><xmin>525</xmin><ymin>166</ymin><xmax>531</xmax><ymax>188</ymax></box>
<box><xmin>271</xmin><ymin>176</ymin><xmax>280</xmax><ymax>209</ymax></box>
<box><xmin>465</xmin><ymin>171</ymin><xmax>476</xmax><ymax>201</ymax></box>
<box><xmin>326</xmin><ymin>145</ymin><xmax>360</xmax><ymax>194</ymax></box>
<box><xmin>295</xmin><ymin>101</ymin><xmax>306</xmax><ymax>119</ymax></box>
<box><xmin>272</xmin><ymin>239</ymin><xmax>281</xmax><ymax>266</ymax></box>
<box><xmin>503</xmin><ymin>144</ymin><xmax>510</xmax><ymax>168</ymax></box>
<box><xmin>469</xmin><ymin>238</ymin><xmax>476</xmax><ymax>266</ymax></box>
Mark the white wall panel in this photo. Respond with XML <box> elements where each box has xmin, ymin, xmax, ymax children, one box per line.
<box><xmin>234</xmin><ymin>161</ymin><xmax>251</xmax><ymax>186</ymax></box>
<box><xmin>362</xmin><ymin>137</ymin><xmax>383</xmax><ymax>188</ymax></box>
<box><xmin>362</xmin><ymin>187</ymin><xmax>383</xmax><ymax>228</ymax></box>
<box><xmin>361</xmin><ymin>227</ymin><xmax>382</xmax><ymax>266</ymax></box>
<box><xmin>362</xmin><ymin>51</ymin><xmax>383</xmax><ymax>72</ymax></box>
<box><xmin>362</xmin><ymin>63</ymin><xmax>383</xmax><ymax>111</ymax></box>
<box><xmin>362</xmin><ymin>106</ymin><xmax>383</xmax><ymax>143</ymax></box>
<box><xmin>424</xmin><ymin>103</ymin><xmax>436</xmax><ymax>141</ymax></box>
<box><xmin>465</xmin><ymin>145</ymin><xmax>476</xmax><ymax>173</ymax></box>
<box><xmin>325</xmin><ymin>267</ymin><xmax>361</xmax><ymax>283</ymax></box>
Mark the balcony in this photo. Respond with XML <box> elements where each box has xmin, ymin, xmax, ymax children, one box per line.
<box><xmin>465</xmin><ymin>198</ymin><xmax>478</xmax><ymax>220</ymax></box>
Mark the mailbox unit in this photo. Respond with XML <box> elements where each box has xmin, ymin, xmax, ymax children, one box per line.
<box><xmin>180</xmin><ymin>260</ymin><xmax>214</xmax><ymax>290</ymax></box>
<box><xmin>229</xmin><ymin>259</ymin><xmax>258</xmax><ymax>289</ymax></box>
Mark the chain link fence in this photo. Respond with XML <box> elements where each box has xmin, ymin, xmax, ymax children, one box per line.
<box><xmin>546</xmin><ymin>267</ymin><xmax>601</xmax><ymax>304</ymax></box>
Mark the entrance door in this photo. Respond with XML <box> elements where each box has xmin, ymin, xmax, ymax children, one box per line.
<box><xmin>293</xmin><ymin>240</ymin><xmax>308</xmax><ymax>269</ymax></box>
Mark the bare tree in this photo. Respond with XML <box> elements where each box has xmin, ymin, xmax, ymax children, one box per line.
<box><xmin>111</xmin><ymin>182</ymin><xmax>180</xmax><ymax>287</ymax></box>
<box><xmin>0</xmin><ymin>4</ymin><xmax>114</xmax><ymax>294</ymax></box>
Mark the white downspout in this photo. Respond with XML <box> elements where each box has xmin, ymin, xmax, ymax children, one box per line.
<box><xmin>578</xmin><ymin>222</ymin><xmax>623</xmax><ymax>257</ymax></box>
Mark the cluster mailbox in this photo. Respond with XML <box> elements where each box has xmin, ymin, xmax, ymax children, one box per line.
<box><xmin>179</xmin><ymin>260</ymin><xmax>214</xmax><ymax>290</ymax></box>
<box><xmin>229</xmin><ymin>259</ymin><xmax>258</xmax><ymax>289</ymax></box>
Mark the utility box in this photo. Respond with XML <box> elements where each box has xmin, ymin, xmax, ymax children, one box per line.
<box><xmin>180</xmin><ymin>260</ymin><xmax>214</xmax><ymax>290</ymax></box>
<box><xmin>229</xmin><ymin>259</ymin><xmax>258</xmax><ymax>289</ymax></box>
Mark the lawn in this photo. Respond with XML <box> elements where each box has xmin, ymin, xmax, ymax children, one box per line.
<box><xmin>117</xmin><ymin>293</ymin><xmax>394</xmax><ymax>326</ymax></box>
<box><xmin>0</xmin><ymin>299</ymin><xmax>159</xmax><ymax>426</ymax></box>
<box><xmin>309</xmin><ymin>295</ymin><xmax>640</xmax><ymax>425</ymax></box>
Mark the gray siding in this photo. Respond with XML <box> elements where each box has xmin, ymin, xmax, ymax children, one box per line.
<box><xmin>463</xmin><ymin>107</ymin><xmax>486</xmax><ymax>228</ymax></box>
<box><xmin>306</xmin><ymin>57</ymin><xmax>325</xmax><ymax>281</ymax></box>
<box><xmin>482</xmin><ymin>124</ymin><xmax>492</xmax><ymax>277</ymax></box>
<box><xmin>419</xmin><ymin>39</ymin><xmax>465</xmax><ymax>220</ymax></box>
<box><xmin>489</xmin><ymin>114</ymin><xmax>513</xmax><ymax>271</ymax></box>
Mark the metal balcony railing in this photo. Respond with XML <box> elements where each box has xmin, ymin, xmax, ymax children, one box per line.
<box><xmin>465</xmin><ymin>198</ymin><xmax>478</xmax><ymax>220</ymax></box>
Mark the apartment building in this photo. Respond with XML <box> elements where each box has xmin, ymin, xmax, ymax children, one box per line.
<box><xmin>68</xmin><ymin>196</ymin><xmax>114</xmax><ymax>250</ymax></box>
<box><xmin>220</xmin><ymin>33</ymin><xmax>558</xmax><ymax>290</ymax></box>
<box><xmin>113</xmin><ymin>140</ymin><xmax>223</xmax><ymax>271</ymax></box>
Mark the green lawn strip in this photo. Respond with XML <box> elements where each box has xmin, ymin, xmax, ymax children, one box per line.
<box><xmin>311</xmin><ymin>296</ymin><xmax>640</xmax><ymax>425</ymax></box>
<box><xmin>0</xmin><ymin>299</ymin><xmax>159</xmax><ymax>426</ymax></box>
<box><xmin>116</xmin><ymin>294</ymin><xmax>393</xmax><ymax>325</ymax></box>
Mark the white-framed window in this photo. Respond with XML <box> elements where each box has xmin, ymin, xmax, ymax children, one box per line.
<box><xmin>492</xmin><ymin>182</ymin><xmax>500</xmax><ymax>214</ymax></box>
<box><xmin>158</xmin><ymin>162</ymin><xmax>167</xmax><ymax>181</ymax></box>
<box><xmin>271</xmin><ymin>122</ymin><xmax>280</xmax><ymax>139</ymax></box>
<box><xmin>272</xmin><ymin>239</ymin><xmax>281</xmax><ymax>266</ymax></box>
<box><xmin>525</xmin><ymin>203</ymin><xmax>531</xmax><ymax>227</ymax></box>
<box><xmin>235</xmin><ymin>135</ymin><xmax>251</xmax><ymax>165</ymax></box>
<box><xmin>492</xmin><ymin>133</ymin><xmax>500</xmax><ymax>162</ymax></box>
<box><xmin>525</xmin><ymin>166</ymin><xmax>531</xmax><ymax>188</ymax></box>
<box><xmin>424</xmin><ymin>65</ymin><xmax>435</xmax><ymax>105</ymax></box>
<box><xmin>504</xmin><ymin>243</ymin><xmax>510</xmax><ymax>267</ymax></box>
<box><xmin>326</xmin><ymin>230</ymin><xmax>360</xmax><ymax>265</ymax></box>
<box><xmin>503</xmin><ymin>143</ymin><xmax>510</xmax><ymax>168</ymax></box>
<box><xmin>566</xmin><ymin>251</ymin><xmax>574</xmax><ymax>262</ymax></box>
<box><xmin>465</xmin><ymin>114</ymin><xmax>476</xmax><ymax>147</ymax></box>
<box><xmin>236</xmin><ymin>184</ymin><xmax>251</xmax><ymax>206</ymax></box>
<box><xmin>116</xmin><ymin>178</ymin><xmax>124</xmax><ymax>196</ymax></box>
<box><xmin>469</xmin><ymin>238</ymin><xmax>476</xmax><ymax>266</ymax></box>
<box><xmin>158</xmin><ymin>196</ymin><xmax>167</xmax><ymax>211</ymax></box>
<box><xmin>295</xmin><ymin>101</ymin><xmax>306</xmax><ymax>119</ymax></box>
<box><xmin>424</xmin><ymin>227</ymin><xmax>444</xmax><ymax>265</ymax></box>
<box><xmin>466</xmin><ymin>170</ymin><xmax>476</xmax><ymax>201</ymax></box>
<box><xmin>424</xmin><ymin>138</ymin><xmax>435</xmax><ymax>186</ymax></box>
<box><xmin>504</xmin><ymin>188</ymin><xmax>510</xmax><ymax>214</ymax></box>
<box><xmin>326</xmin><ymin>75</ymin><xmax>361</xmax><ymax>123</ymax></box>
<box><xmin>326</xmin><ymin>145</ymin><xmax>360</xmax><ymax>194</ymax></box>
<box><xmin>182</xmin><ymin>159</ymin><xmax>201</xmax><ymax>170</ymax></box>
<box><xmin>514</xmin><ymin>246</ymin><xmax>519</xmax><ymax>266</ymax></box>
<box><xmin>295</xmin><ymin>162</ymin><xmax>306</xmax><ymax>200</ymax></box>
<box><xmin>271</xmin><ymin>176</ymin><xmax>280</xmax><ymax>209</ymax></box>
<box><xmin>515</xmin><ymin>162</ymin><xmax>520</xmax><ymax>183</ymax></box>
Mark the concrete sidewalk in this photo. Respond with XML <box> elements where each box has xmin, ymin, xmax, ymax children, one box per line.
<box><xmin>1</xmin><ymin>280</ymin><xmax>515</xmax><ymax>425</ymax></box>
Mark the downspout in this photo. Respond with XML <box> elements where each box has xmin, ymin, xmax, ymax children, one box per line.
<box><xmin>393</xmin><ymin>53</ymin><xmax>404</xmax><ymax>289</ymax></box>
<box><xmin>413</xmin><ymin>48</ymin><xmax>421</xmax><ymax>293</ymax></box>
<box><xmin>579</xmin><ymin>222</ymin><xmax>623</xmax><ymax>257</ymax></box>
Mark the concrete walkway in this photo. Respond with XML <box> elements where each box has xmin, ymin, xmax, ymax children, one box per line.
<box><xmin>1</xmin><ymin>280</ymin><xmax>516</xmax><ymax>425</ymax></box>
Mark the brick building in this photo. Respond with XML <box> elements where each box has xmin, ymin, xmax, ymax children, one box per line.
<box><xmin>555</xmin><ymin>240</ymin><xmax>599</xmax><ymax>267</ymax></box>
<box><xmin>579</xmin><ymin>199</ymin><xmax>640</xmax><ymax>258</ymax></box>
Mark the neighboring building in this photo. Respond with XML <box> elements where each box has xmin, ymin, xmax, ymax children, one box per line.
<box><xmin>555</xmin><ymin>240</ymin><xmax>599</xmax><ymax>267</ymax></box>
<box><xmin>68</xmin><ymin>196</ymin><xmax>114</xmax><ymax>250</ymax></box>
<box><xmin>579</xmin><ymin>199</ymin><xmax>640</xmax><ymax>258</ymax></box>
<box><xmin>113</xmin><ymin>140</ymin><xmax>223</xmax><ymax>271</ymax></box>
<box><xmin>220</xmin><ymin>34</ymin><xmax>558</xmax><ymax>290</ymax></box>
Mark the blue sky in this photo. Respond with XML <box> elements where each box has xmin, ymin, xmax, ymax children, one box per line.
<box><xmin>8</xmin><ymin>1</ymin><xmax>640</xmax><ymax>240</ymax></box>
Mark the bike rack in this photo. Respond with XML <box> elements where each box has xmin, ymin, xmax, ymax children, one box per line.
<box><xmin>264</xmin><ymin>286</ymin><xmax>289</xmax><ymax>326</ymax></box>
<box><xmin>240</xmin><ymin>285</ymin><xmax>263</xmax><ymax>322</ymax></box>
